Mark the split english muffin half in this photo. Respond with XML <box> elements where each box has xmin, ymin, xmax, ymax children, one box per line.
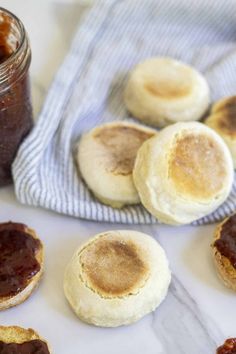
<box><xmin>76</xmin><ymin>121</ymin><xmax>156</xmax><ymax>208</ymax></box>
<box><xmin>64</xmin><ymin>230</ymin><xmax>171</xmax><ymax>327</ymax></box>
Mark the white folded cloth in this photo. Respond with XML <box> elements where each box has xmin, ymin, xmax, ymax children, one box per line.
<box><xmin>13</xmin><ymin>0</ymin><xmax>236</xmax><ymax>225</ymax></box>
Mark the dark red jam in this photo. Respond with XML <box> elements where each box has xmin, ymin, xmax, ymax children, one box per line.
<box><xmin>0</xmin><ymin>9</ymin><xmax>33</xmax><ymax>185</ymax></box>
<box><xmin>214</xmin><ymin>214</ymin><xmax>236</xmax><ymax>268</ymax></box>
<box><xmin>0</xmin><ymin>340</ymin><xmax>50</xmax><ymax>354</ymax></box>
<box><xmin>217</xmin><ymin>338</ymin><xmax>236</xmax><ymax>354</ymax></box>
<box><xmin>0</xmin><ymin>14</ymin><xmax>12</xmax><ymax>63</ymax></box>
<box><xmin>0</xmin><ymin>222</ymin><xmax>41</xmax><ymax>297</ymax></box>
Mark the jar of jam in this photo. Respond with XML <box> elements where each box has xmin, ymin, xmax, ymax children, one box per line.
<box><xmin>0</xmin><ymin>7</ymin><xmax>33</xmax><ymax>185</ymax></box>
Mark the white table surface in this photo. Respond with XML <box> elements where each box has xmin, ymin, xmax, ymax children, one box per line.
<box><xmin>0</xmin><ymin>1</ymin><xmax>235</xmax><ymax>353</ymax></box>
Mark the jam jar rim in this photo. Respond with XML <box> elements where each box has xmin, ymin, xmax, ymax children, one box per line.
<box><xmin>0</xmin><ymin>6</ymin><xmax>26</xmax><ymax>69</ymax></box>
<box><xmin>0</xmin><ymin>6</ymin><xmax>30</xmax><ymax>92</ymax></box>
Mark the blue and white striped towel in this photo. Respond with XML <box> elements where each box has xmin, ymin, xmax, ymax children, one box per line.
<box><xmin>13</xmin><ymin>0</ymin><xmax>236</xmax><ymax>225</ymax></box>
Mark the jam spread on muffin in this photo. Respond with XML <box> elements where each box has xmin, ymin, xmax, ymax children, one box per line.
<box><xmin>0</xmin><ymin>222</ymin><xmax>41</xmax><ymax>297</ymax></box>
<box><xmin>214</xmin><ymin>214</ymin><xmax>236</xmax><ymax>268</ymax></box>
<box><xmin>0</xmin><ymin>340</ymin><xmax>50</xmax><ymax>354</ymax></box>
<box><xmin>217</xmin><ymin>338</ymin><xmax>236</xmax><ymax>354</ymax></box>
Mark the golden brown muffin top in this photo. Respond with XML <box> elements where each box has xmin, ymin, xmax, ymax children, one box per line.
<box><xmin>79</xmin><ymin>232</ymin><xmax>150</xmax><ymax>298</ymax></box>
<box><xmin>140</xmin><ymin>58</ymin><xmax>193</xmax><ymax>100</ymax></box>
<box><xmin>94</xmin><ymin>125</ymin><xmax>154</xmax><ymax>176</ymax></box>
<box><xmin>208</xmin><ymin>96</ymin><xmax>236</xmax><ymax>138</ymax></box>
<box><xmin>212</xmin><ymin>110</ymin><xmax>236</xmax><ymax>137</ymax></box>
<box><xmin>212</xmin><ymin>96</ymin><xmax>236</xmax><ymax>114</ymax></box>
<box><xmin>168</xmin><ymin>132</ymin><xmax>227</xmax><ymax>200</ymax></box>
<box><xmin>145</xmin><ymin>77</ymin><xmax>191</xmax><ymax>99</ymax></box>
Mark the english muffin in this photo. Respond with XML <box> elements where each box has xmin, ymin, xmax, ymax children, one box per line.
<box><xmin>0</xmin><ymin>326</ymin><xmax>51</xmax><ymax>353</ymax></box>
<box><xmin>133</xmin><ymin>122</ymin><xmax>234</xmax><ymax>225</ymax></box>
<box><xmin>0</xmin><ymin>222</ymin><xmax>44</xmax><ymax>310</ymax></box>
<box><xmin>205</xmin><ymin>96</ymin><xmax>236</xmax><ymax>168</ymax></box>
<box><xmin>124</xmin><ymin>57</ymin><xmax>210</xmax><ymax>128</ymax></box>
<box><xmin>77</xmin><ymin>121</ymin><xmax>156</xmax><ymax>208</ymax></box>
<box><xmin>212</xmin><ymin>213</ymin><xmax>236</xmax><ymax>291</ymax></box>
<box><xmin>216</xmin><ymin>338</ymin><xmax>236</xmax><ymax>353</ymax></box>
<box><xmin>64</xmin><ymin>230</ymin><xmax>171</xmax><ymax>327</ymax></box>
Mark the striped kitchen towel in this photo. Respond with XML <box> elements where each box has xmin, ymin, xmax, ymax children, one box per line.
<box><xmin>13</xmin><ymin>0</ymin><xmax>236</xmax><ymax>225</ymax></box>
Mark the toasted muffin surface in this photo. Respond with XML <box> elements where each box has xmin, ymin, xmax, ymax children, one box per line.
<box><xmin>93</xmin><ymin>124</ymin><xmax>154</xmax><ymax>176</ymax></box>
<box><xmin>212</xmin><ymin>110</ymin><xmax>236</xmax><ymax>137</ymax></box>
<box><xmin>79</xmin><ymin>233</ymin><xmax>150</xmax><ymax>297</ymax></box>
<box><xmin>142</xmin><ymin>59</ymin><xmax>193</xmax><ymax>100</ymax></box>
<box><xmin>169</xmin><ymin>133</ymin><xmax>227</xmax><ymax>201</ymax></box>
<box><xmin>0</xmin><ymin>326</ymin><xmax>40</xmax><ymax>343</ymax></box>
<box><xmin>205</xmin><ymin>96</ymin><xmax>236</xmax><ymax>168</ymax></box>
<box><xmin>212</xmin><ymin>95</ymin><xmax>236</xmax><ymax>114</ymax></box>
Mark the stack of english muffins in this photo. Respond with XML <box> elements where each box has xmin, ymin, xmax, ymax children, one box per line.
<box><xmin>77</xmin><ymin>56</ymin><xmax>235</xmax><ymax>226</ymax></box>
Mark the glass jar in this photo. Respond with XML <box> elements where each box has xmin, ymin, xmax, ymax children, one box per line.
<box><xmin>0</xmin><ymin>7</ymin><xmax>33</xmax><ymax>186</ymax></box>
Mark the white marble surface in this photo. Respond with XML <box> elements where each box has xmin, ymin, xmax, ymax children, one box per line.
<box><xmin>0</xmin><ymin>1</ymin><xmax>235</xmax><ymax>353</ymax></box>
